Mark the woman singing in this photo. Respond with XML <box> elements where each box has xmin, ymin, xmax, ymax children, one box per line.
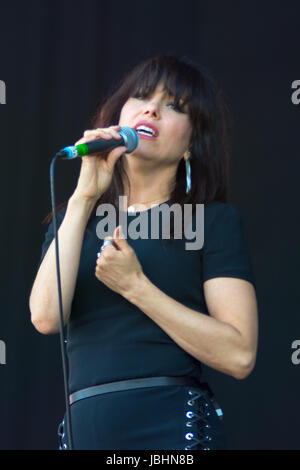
<box><xmin>29</xmin><ymin>54</ymin><xmax>258</xmax><ymax>450</ymax></box>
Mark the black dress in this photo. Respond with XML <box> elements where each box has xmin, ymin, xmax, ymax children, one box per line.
<box><xmin>39</xmin><ymin>200</ymin><xmax>256</xmax><ymax>450</ymax></box>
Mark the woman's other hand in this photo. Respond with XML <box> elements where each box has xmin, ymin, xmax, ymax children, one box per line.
<box><xmin>95</xmin><ymin>226</ymin><xmax>144</xmax><ymax>298</ymax></box>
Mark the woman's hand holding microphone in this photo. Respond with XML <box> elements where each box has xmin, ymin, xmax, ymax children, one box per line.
<box><xmin>72</xmin><ymin>125</ymin><xmax>127</xmax><ymax>203</ymax></box>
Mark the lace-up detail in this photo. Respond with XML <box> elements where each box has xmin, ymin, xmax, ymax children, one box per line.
<box><xmin>184</xmin><ymin>388</ymin><xmax>215</xmax><ymax>450</ymax></box>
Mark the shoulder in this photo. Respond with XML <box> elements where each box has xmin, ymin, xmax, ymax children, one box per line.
<box><xmin>203</xmin><ymin>201</ymin><xmax>242</xmax><ymax>227</ymax></box>
<box><xmin>204</xmin><ymin>200</ymin><xmax>240</xmax><ymax>215</ymax></box>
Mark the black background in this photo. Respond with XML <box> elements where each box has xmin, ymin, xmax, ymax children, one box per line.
<box><xmin>0</xmin><ymin>0</ymin><xmax>299</xmax><ymax>450</ymax></box>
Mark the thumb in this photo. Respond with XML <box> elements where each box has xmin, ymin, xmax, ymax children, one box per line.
<box><xmin>113</xmin><ymin>225</ymin><xmax>129</xmax><ymax>250</ymax></box>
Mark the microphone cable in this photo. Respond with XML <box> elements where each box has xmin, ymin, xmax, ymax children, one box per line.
<box><xmin>49</xmin><ymin>153</ymin><xmax>73</xmax><ymax>450</ymax></box>
<box><xmin>47</xmin><ymin>126</ymin><xmax>137</xmax><ymax>450</ymax></box>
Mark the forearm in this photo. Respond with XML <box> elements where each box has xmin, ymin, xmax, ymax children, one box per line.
<box><xmin>30</xmin><ymin>194</ymin><xmax>96</xmax><ymax>334</ymax></box>
<box><xmin>125</xmin><ymin>274</ymin><xmax>250</xmax><ymax>379</ymax></box>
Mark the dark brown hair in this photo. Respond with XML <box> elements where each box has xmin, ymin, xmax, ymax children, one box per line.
<box><xmin>43</xmin><ymin>54</ymin><xmax>233</xmax><ymax>238</ymax></box>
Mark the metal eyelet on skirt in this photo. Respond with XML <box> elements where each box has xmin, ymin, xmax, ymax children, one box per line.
<box><xmin>183</xmin><ymin>387</ymin><xmax>222</xmax><ymax>450</ymax></box>
<box><xmin>57</xmin><ymin>418</ymin><xmax>68</xmax><ymax>450</ymax></box>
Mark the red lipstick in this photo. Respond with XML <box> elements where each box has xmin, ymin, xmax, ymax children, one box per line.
<box><xmin>134</xmin><ymin>120</ymin><xmax>159</xmax><ymax>138</ymax></box>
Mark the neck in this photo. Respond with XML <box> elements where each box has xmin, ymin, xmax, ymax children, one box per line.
<box><xmin>119</xmin><ymin>194</ymin><xmax>170</xmax><ymax>212</ymax></box>
<box><xmin>121</xmin><ymin>156</ymin><xmax>176</xmax><ymax>208</ymax></box>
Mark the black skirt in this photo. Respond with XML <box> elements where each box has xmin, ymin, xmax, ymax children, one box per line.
<box><xmin>58</xmin><ymin>382</ymin><xmax>227</xmax><ymax>450</ymax></box>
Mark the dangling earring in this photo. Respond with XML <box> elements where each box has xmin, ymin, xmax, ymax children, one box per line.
<box><xmin>185</xmin><ymin>153</ymin><xmax>192</xmax><ymax>194</ymax></box>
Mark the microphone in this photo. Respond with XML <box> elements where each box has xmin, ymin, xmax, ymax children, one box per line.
<box><xmin>56</xmin><ymin>126</ymin><xmax>138</xmax><ymax>159</ymax></box>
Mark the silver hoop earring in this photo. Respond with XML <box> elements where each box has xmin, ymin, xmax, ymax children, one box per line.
<box><xmin>185</xmin><ymin>155</ymin><xmax>192</xmax><ymax>194</ymax></box>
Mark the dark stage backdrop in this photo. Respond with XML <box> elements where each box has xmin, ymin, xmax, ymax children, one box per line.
<box><xmin>0</xmin><ymin>0</ymin><xmax>299</xmax><ymax>450</ymax></box>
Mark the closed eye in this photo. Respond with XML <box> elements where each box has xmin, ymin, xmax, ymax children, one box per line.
<box><xmin>131</xmin><ymin>93</ymin><xmax>187</xmax><ymax>113</ymax></box>
<box><xmin>132</xmin><ymin>92</ymin><xmax>145</xmax><ymax>100</ymax></box>
<box><xmin>166</xmin><ymin>102</ymin><xmax>186</xmax><ymax>113</ymax></box>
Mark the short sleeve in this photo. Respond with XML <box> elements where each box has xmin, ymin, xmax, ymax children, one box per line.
<box><xmin>38</xmin><ymin>210</ymin><xmax>66</xmax><ymax>268</ymax></box>
<box><xmin>202</xmin><ymin>203</ymin><xmax>256</xmax><ymax>289</ymax></box>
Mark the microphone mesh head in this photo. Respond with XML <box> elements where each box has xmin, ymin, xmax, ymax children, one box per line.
<box><xmin>119</xmin><ymin>126</ymin><xmax>139</xmax><ymax>153</ymax></box>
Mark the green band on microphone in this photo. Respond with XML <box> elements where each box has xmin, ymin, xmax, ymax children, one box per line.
<box><xmin>76</xmin><ymin>143</ymin><xmax>89</xmax><ymax>156</ymax></box>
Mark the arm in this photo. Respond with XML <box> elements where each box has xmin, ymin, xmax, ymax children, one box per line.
<box><xmin>124</xmin><ymin>274</ymin><xmax>258</xmax><ymax>380</ymax></box>
<box><xmin>29</xmin><ymin>195</ymin><xmax>96</xmax><ymax>334</ymax></box>
<box><xmin>29</xmin><ymin>126</ymin><xmax>127</xmax><ymax>335</ymax></box>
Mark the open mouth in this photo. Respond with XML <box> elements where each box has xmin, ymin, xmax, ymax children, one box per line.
<box><xmin>135</xmin><ymin>124</ymin><xmax>158</xmax><ymax>138</ymax></box>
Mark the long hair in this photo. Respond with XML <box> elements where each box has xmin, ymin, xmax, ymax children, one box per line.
<box><xmin>43</xmin><ymin>54</ymin><xmax>233</xmax><ymax>239</ymax></box>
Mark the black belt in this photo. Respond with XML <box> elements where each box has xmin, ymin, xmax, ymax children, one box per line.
<box><xmin>69</xmin><ymin>376</ymin><xmax>207</xmax><ymax>406</ymax></box>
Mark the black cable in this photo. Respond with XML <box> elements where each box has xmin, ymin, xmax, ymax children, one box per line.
<box><xmin>50</xmin><ymin>154</ymin><xmax>73</xmax><ymax>450</ymax></box>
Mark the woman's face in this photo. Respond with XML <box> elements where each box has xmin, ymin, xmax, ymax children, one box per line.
<box><xmin>118</xmin><ymin>82</ymin><xmax>193</xmax><ymax>165</ymax></box>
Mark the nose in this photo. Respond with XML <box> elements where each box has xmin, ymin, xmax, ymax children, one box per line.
<box><xmin>143</xmin><ymin>99</ymin><xmax>159</xmax><ymax>119</ymax></box>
